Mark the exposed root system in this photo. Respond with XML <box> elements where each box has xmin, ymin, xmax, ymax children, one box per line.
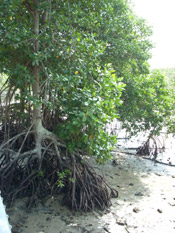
<box><xmin>136</xmin><ymin>136</ymin><xmax>165</xmax><ymax>159</ymax></box>
<box><xmin>63</xmin><ymin>157</ymin><xmax>118</xmax><ymax>211</ymax></box>
<box><xmin>0</xmin><ymin>85</ymin><xmax>118</xmax><ymax>211</ymax></box>
<box><xmin>0</xmin><ymin>126</ymin><xmax>118</xmax><ymax>211</ymax></box>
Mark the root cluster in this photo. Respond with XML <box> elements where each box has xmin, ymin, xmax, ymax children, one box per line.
<box><xmin>136</xmin><ymin>136</ymin><xmax>165</xmax><ymax>159</ymax></box>
<box><xmin>63</xmin><ymin>158</ymin><xmax>118</xmax><ymax>211</ymax></box>
<box><xmin>0</xmin><ymin>126</ymin><xmax>118</xmax><ymax>211</ymax></box>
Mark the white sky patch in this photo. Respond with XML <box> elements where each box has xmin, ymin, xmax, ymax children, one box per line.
<box><xmin>131</xmin><ymin>0</ymin><xmax>175</xmax><ymax>68</ymax></box>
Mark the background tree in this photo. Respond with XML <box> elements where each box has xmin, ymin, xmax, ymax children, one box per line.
<box><xmin>119</xmin><ymin>71</ymin><xmax>172</xmax><ymax>136</ymax></box>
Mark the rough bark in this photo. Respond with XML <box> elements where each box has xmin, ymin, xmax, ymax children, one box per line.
<box><xmin>32</xmin><ymin>0</ymin><xmax>43</xmax><ymax>160</ymax></box>
<box><xmin>33</xmin><ymin>0</ymin><xmax>41</xmax><ymax>121</ymax></box>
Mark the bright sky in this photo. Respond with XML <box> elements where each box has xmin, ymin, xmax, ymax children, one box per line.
<box><xmin>132</xmin><ymin>0</ymin><xmax>175</xmax><ymax>69</ymax></box>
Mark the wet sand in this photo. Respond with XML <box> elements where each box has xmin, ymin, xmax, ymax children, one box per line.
<box><xmin>6</xmin><ymin>151</ymin><xmax>175</xmax><ymax>233</ymax></box>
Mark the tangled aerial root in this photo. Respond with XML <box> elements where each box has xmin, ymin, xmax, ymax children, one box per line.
<box><xmin>0</xmin><ymin>127</ymin><xmax>118</xmax><ymax>211</ymax></box>
<box><xmin>0</xmin><ymin>146</ymin><xmax>62</xmax><ymax>208</ymax></box>
<box><xmin>63</xmin><ymin>157</ymin><xmax>118</xmax><ymax>211</ymax></box>
<box><xmin>136</xmin><ymin>136</ymin><xmax>165</xmax><ymax>159</ymax></box>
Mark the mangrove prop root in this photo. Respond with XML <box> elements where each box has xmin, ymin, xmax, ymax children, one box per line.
<box><xmin>136</xmin><ymin>136</ymin><xmax>165</xmax><ymax>159</ymax></box>
<box><xmin>0</xmin><ymin>131</ymin><xmax>118</xmax><ymax>211</ymax></box>
<box><xmin>63</xmin><ymin>158</ymin><xmax>118</xmax><ymax>211</ymax></box>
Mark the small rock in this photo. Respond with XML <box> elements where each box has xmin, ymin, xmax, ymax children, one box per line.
<box><xmin>133</xmin><ymin>207</ymin><xmax>140</xmax><ymax>213</ymax></box>
<box><xmin>103</xmin><ymin>227</ymin><xmax>110</xmax><ymax>232</ymax></box>
<box><xmin>112</xmin><ymin>160</ymin><xmax>118</xmax><ymax>166</ymax></box>
<box><xmin>129</xmin><ymin>183</ymin><xmax>134</xmax><ymax>186</ymax></box>
<box><xmin>155</xmin><ymin>173</ymin><xmax>162</xmax><ymax>176</ymax></box>
<box><xmin>87</xmin><ymin>224</ymin><xmax>93</xmax><ymax>226</ymax></box>
<box><xmin>54</xmin><ymin>212</ymin><xmax>59</xmax><ymax>216</ymax></box>
<box><xmin>168</xmin><ymin>202</ymin><xmax>175</xmax><ymax>206</ymax></box>
<box><xmin>157</xmin><ymin>209</ymin><xmax>162</xmax><ymax>213</ymax></box>
<box><xmin>104</xmin><ymin>209</ymin><xmax>111</xmax><ymax>214</ymax></box>
<box><xmin>116</xmin><ymin>220</ymin><xmax>126</xmax><ymax>226</ymax></box>
<box><xmin>135</xmin><ymin>192</ymin><xmax>144</xmax><ymax>196</ymax></box>
<box><xmin>172</xmin><ymin>176</ymin><xmax>175</xmax><ymax>178</ymax></box>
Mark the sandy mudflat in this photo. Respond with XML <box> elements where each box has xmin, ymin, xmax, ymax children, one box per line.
<box><xmin>6</xmin><ymin>151</ymin><xmax>175</xmax><ymax>233</ymax></box>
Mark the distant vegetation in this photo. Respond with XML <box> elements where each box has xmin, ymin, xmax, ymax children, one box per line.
<box><xmin>154</xmin><ymin>67</ymin><xmax>175</xmax><ymax>85</ymax></box>
<box><xmin>0</xmin><ymin>73</ymin><xmax>7</xmax><ymax>88</ymax></box>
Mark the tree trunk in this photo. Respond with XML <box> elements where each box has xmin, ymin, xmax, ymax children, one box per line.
<box><xmin>32</xmin><ymin>0</ymin><xmax>42</xmax><ymax>155</ymax></box>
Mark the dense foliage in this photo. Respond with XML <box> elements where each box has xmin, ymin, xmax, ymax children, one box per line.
<box><xmin>0</xmin><ymin>0</ymin><xmax>155</xmax><ymax>160</ymax></box>
<box><xmin>119</xmin><ymin>71</ymin><xmax>173</xmax><ymax>136</ymax></box>
<box><xmin>0</xmin><ymin>0</ymin><xmax>127</xmax><ymax>161</ymax></box>
<box><xmin>157</xmin><ymin>67</ymin><xmax>175</xmax><ymax>84</ymax></box>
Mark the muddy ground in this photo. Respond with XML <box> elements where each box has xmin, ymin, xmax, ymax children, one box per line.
<box><xmin>6</xmin><ymin>150</ymin><xmax>175</xmax><ymax>233</ymax></box>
